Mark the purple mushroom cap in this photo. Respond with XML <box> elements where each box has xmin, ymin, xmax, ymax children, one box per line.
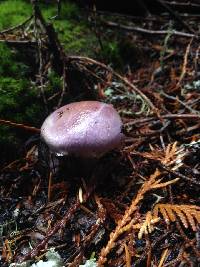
<box><xmin>41</xmin><ymin>101</ymin><xmax>124</xmax><ymax>158</ymax></box>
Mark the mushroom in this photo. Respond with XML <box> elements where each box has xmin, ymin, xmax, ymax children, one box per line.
<box><xmin>41</xmin><ymin>101</ymin><xmax>124</xmax><ymax>158</ymax></box>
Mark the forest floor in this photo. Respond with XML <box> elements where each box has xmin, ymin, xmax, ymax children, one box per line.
<box><xmin>0</xmin><ymin>1</ymin><xmax>200</xmax><ymax>266</ymax></box>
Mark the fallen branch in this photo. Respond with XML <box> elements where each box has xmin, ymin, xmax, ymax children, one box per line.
<box><xmin>101</xmin><ymin>20</ymin><xmax>197</xmax><ymax>38</ymax></box>
<box><xmin>0</xmin><ymin>40</ymin><xmax>36</xmax><ymax>44</ymax></box>
<box><xmin>124</xmin><ymin>113</ymin><xmax>200</xmax><ymax>127</ymax></box>
<box><xmin>0</xmin><ymin>119</ymin><xmax>40</xmax><ymax>133</ymax></box>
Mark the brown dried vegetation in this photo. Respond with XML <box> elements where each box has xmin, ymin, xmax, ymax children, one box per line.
<box><xmin>0</xmin><ymin>1</ymin><xmax>200</xmax><ymax>266</ymax></box>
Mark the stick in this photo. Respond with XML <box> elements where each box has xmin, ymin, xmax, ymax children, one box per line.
<box><xmin>0</xmin><ymin>119</ymin><xmax>40</xmax><ymax>133</ymax></box>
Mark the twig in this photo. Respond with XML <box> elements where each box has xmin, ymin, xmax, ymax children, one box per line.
<box><xmin>31</xmin><ymin>0</ymin><xmax>70</xmax><ymax>110</ymax></box>
<box><xmin>66</xmin><ymin>197</ymin><xmax>105</xmax><ymax>266</ymax></box>
<box><xmin>56</xmin><ymin>60</ymin><xmax>67</xmax><ymax>108</ymax></box>
<box><xmin>160</xmin><ymin>165</ymin><xmax>200</xmax><ymax>185</ymax></box>
<box><xmin>163</xmin><ymin>1</ymin><xmax>200</xmax><ymax>8</ymax></box>
<box><xmin>160</xmin><ymin>91</ymin><xmax>199</xmax><ymax>115</ymax></box>
<box><xmin>101</xmin><ymin>20</ymin><xmax>197</xmax><ymax>38</ymax></box>
<box><xmin>124</xmin><ymin>243</ymin><xmax>131</xmax><ymax>267</ymax></box>
<box><xmin>135</xmin><ymin>0</ymin><xmax>151</xmax><ymax>16</ymax></box>
<box><xmin>0</xmin><ymin>40</ymin><xmax>36</xmax><ymax>44</ymax></box>
<box><xmin>70</xmin><ymin>56</ymin><xmax>158</xmax><ymax>115</ymax></box>
<box><xmin>135</xmin><ymin>231</ymin><xmax>172</xmax><ymax>265</ymax></box>
<box><xmin>0</xmin><ymin>16</ymin><xmax>33</xmax><ymax>35</ymax></box>
<box><xmin>124</xmin><ymin>113</ymin><xmax>200</xmax><ymax>127</ymax></box>
<box><xmin>37</xmin><ymin>32</ymin><xmax>49</xmax><ymax>114</ymax></box>
<box><xmin>156</xmin><ymin>0</ymin><xmax>196</xmax><ymax>34</ymax></box>
<box><xmin>91</xmin><ymin>5</ymin><xmax>104</xmax><ymax>52</ymax></box>
<box><xmin>158</xmin><ymin>248</ymin><xmax>169</xmax><ymax>267</ymax></box>
<box><xmin>95</xmin><ymin>9</ymin><xmax>160</xmax><ymax>21</ymax></box>
<box><xmin>0</xmin><ymin>119</ymin><xmax>40</xmax><ymax>133</ymax></box>
<box><xmin>17</xmin><ymin>184</ymin><xmax>95</xmax><ymax>263</ymax></box>
<box><xmin>32</xmin><ymin>0</ymin><xmax>67</xmax><ymax>75</ymax></box>
<box><xmin>194</xmin><ymin>45</ymin><xmax>200</xmax><ymax>77</ymax></box>
<box><xmin>177</xmin><ymin>38</ymin><xmax>193</xmax><ymax>87</ymax></box>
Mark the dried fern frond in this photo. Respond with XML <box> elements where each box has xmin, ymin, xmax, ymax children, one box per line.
<box><xmin>163</xmin><ymin>142</ymin><xmax>178</xmax><ymax>165</ymax></box>
<box><xmin>98</xmin><ymin>169</ymin><xmax>179</xmax><ymax>266</ymax></box>
<box><xmin>158</xmin><ymin>248</ymin><xmax>170</xmax><ymax>267</ymax></box>
<box><xmin>98</xmin><ymin>170</ymin><xmax>160</xmax><ymax>266</ymax></box>
<box><xmin>138</xmin><ymin>211</ymin><xmax>160</xmax><ymax>239</ymax></box>
<box><xmin>153</xmin><ymin>204</ymin><xmax>200</xmax><ymax>231</ymax></box>
<box><xmin>162</xmin><ymin>142</ymin><xmax>186</xmax><ymax>170</ymax></box>
<box><xmin>124</xmin><ymin>243</ymin><xmax>131</xmax><ymax>267</ymax></box>
<box><xmin>138</xmin><ymin>142</ymin><xmax>187</xmax><ymax>170</ymax></box>
<box><xmin>151</xmin><ymin>177</ymin><xmax>179</xmax><ymax>189</ymax></box>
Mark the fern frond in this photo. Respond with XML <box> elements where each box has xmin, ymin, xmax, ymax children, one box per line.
<box><xmin>138</xmin><ymin>211</ymin><xmax>160</xmax><ymax>239</ymax></box>
<box><xmin>138</xmin><ymin>142</ymin><xmax>186</xmax><ymax>170</ymax></box>
<box><xmin>98</xmin><ymin>169</ymin><xmax>161</xmax><ymax>266</ymax></box>
<box><xmin>162</xmin><ymin>142</ymin><xmax>186</xmax><ymax>170</ymax></box>
<box><xmin>98</xmin><ymin>170</ymin><xmax>181</xmax><ymax>266</ymax></box>
<box><xmin>153</xmin><ymin>204</ymin><xmax>200</xmax><ymax>231</ymax></box>
<box><xmin>163</xmin><ymin>142</ymin><xmax>177</xmax><ymax>165</ymax></box>
<box><xmin>151</xmin><ymin>177</ymin><xmax>179</xmax><ymax>189</ymax></box>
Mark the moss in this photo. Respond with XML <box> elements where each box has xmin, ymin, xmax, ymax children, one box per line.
<box><xmin>0</xmin><ymin>43</ymin><xmax>44</xmax><ymax>158</ymax></box>
<box><xmin>47</xmin><ymin>70</ymin><xmax>62</xmax><ymax>91</ymax></box>
<box><xmin>42</xmin><ymin>1</ymin><xmax>79</xmax><ymax>20</ymax></box>
<box><xmin>0</xmin><ymin>0</ymin><xmax>99</xmax><ymax>161</ymax></box>
<box><xmin>42</xmin><ymin>2</ymin><xmax>97</xmax><ymax>56</ymax></box>
<box><xmin>0</xmin><ymin>75</ymin><xmax>44</xmax><ymax>150</ymax></box>
<box><xmin>0</xmin><ymin>77</ymin><xmax>43</xmax><ymax>123</ymax></box>
<box><xmin>0</xmin><ymin>45</ymin><xmax>64</xmax><ymax>158</ymax></box>
<box><xmin>0</xmin><ymin>44</ymin><xmax>29</xmax><ymax>77</ymax></box>
<box><xmin>0</xmin><ymin>0</ymin><xmax>31</xmax><ymax>30</ymax></box>
<box><xmin>0</xmin><ymin>0</ymin><xmax>97</xmax><ymax>57</ymax></box>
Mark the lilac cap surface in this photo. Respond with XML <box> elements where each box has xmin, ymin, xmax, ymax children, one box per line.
<box><xmin>41</xmin><ymin>101</ymin><xmax>124</xmax><ymax>158</ymax></box>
